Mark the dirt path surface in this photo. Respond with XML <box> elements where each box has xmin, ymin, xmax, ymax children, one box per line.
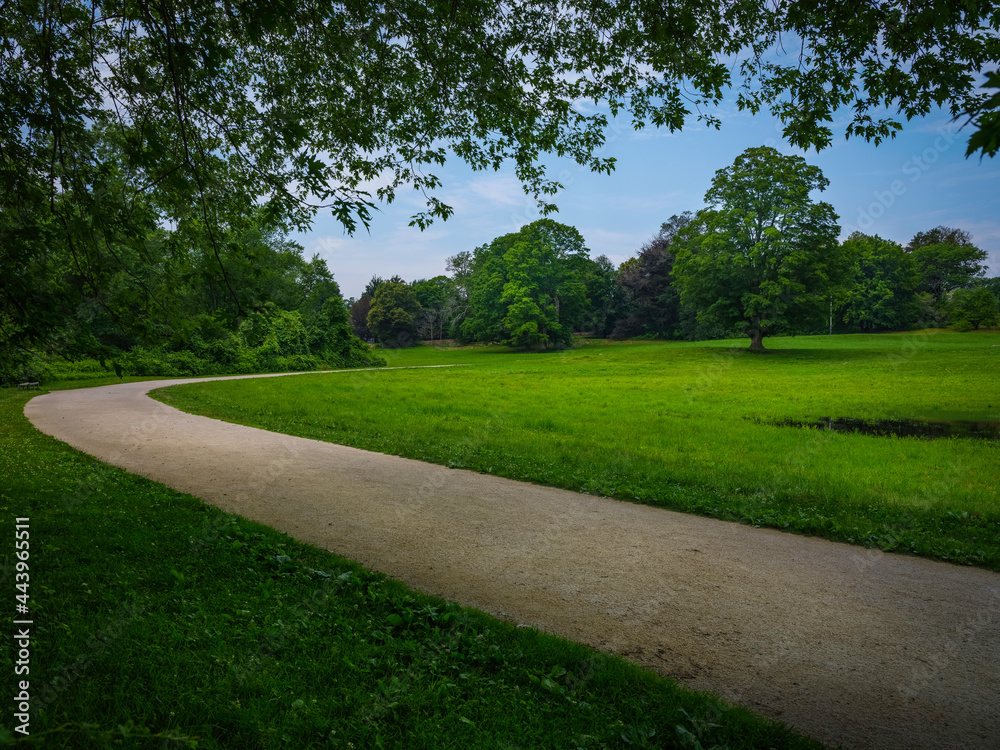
<box><xmin>25</xmin><ymin>372</ymin><xmax>1000</xmax><ymax>750</ymax></box>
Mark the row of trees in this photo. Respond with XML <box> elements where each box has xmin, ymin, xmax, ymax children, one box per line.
<box><xmin>348</xmin><ymin>221</ymin><xmax>620</xmax><ymax>349</ymax></box>
<box><xmin>352</xmin><ymin>148</ymin><xmax>997</xmax><ymax>350</ymax></box>
<box><xmin>5</xmin><ymin>0</ymin><xmax>999</xmax><ymax>374</ymax></box>
<box><xmin>2</xmin><ymin>218</ymin><xmax>381</xmax><ymax>383</ymax></box>
<box><xmin>12</xmin><ymin>144</ymin><xmax>987</xmax><ymax>379</ymax></box>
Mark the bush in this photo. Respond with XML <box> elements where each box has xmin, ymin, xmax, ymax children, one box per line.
<box><xmin>368</xmin><ymin>283</ymin><xmax>421</xmax><ymax>346</ymax></box>
<box><xmin>950</xmin><ymin>287</ymin><xmax>1000</xmax><ymax>330</ymax></box>
<box><xmin>2</xmin><ymin>300</ymin><xmax>385</xmax><ymax>385</ymax></box>
<box><xmin>117</xmin><ymin>304</ymin><xmax>385</xmax><ymax>378</ymax></box>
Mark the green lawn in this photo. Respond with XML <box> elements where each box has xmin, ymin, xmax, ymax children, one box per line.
<box><xmin>0</xmin><ymin>383</ymin><xmax>821</xmax><ymax>748</ymax></box>
<box><xmin>155</xmin><ymin>332</ymin><xmax>1000</xmax><ymax>570</ymax></box>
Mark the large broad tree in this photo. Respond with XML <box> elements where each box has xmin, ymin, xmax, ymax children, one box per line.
<box><xmin>3</xmin><ymin>0</ymin><xmax>998</xmax><ymax>362</ymax></box>
<box><xmin>672</xmin><ymin>147</ymin><xmax>843</xmax><ymax>351</ymax></box>
<box><xmin>499</xmin><ymin>239</ymin><xmax>588</xmax><ymax>349</ymax></box>
<box><xmin>461</xmin><ymin>220</ymin><xmax>590</xmax><ymax>348</ymax></box>
<box><xmin>367</xmin><ymin>282</ymin><xmax>421</xmax><ymax>347</ymax></box>
<box><xmin>838</xmin><ymin>233</ymin><xmax>920</xmax><ymax>332</ymax></box>
<box><xmin>950</xmin><ymin>287</ymin><xmax>1000</xmax><ymax>330</ymax></box>
<box><xmin>906</xmin><ymin>227</ymin><xmax>989</xmax><ymax>300</ymax></box>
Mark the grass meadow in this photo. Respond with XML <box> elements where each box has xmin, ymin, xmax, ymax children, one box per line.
<box><xmin>0</xmin><ymin>380</ymin><xmax>821</xmax><ymax>748</ymax></box>
<box><xmin>155</xmin><ymin>331</ymin><xmax>1000</xmax><ymax>570</ymax></box>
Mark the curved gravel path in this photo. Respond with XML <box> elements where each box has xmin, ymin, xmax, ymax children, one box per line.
<box><xmin>25</xmin><ymin>371</ymin><xmax>1000</xmax><ymax>750</ymax></box>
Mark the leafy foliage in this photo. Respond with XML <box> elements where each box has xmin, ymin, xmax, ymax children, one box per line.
<box><xmin>460</xmin><ymin>221</ymin><xmax>591</xmax><ymax>349</ymax></box>
<box><xmin>672</xmin><ymin>147</ymin><xmax>843</xmax><ymax>350</ymax></box>
<box><xmin>578</xmin><ymin>254</ymin><xmax>625</xmax><ymax>337</ymax></box>
<box><xmin>838</xmin><ymin>233</ymin><xmax>920</xmax><ymax>332</ymax></box>
<box><xmin>410</xmin><ymin>276</ymin><xmax>457</xmax><ymax>342</ymax></box>
<box><xmin>364</xmin><ymin>275</ymin><xmax>405</xmax><ymax>301</ymax></box>
<box><xmin>4</xmin><ymin>0</ymin><xmax>998</xmax><ymax>363</ymax></box>
<box><xmin>611</xmin><ymin>214</ymin><xmax>692</xmax><ymax>340</ymax></box>
<box><xmin>737</xmin><ymin>1</ymin><xmax>1000</xmax><ymax>149</ymax></box>
<box><xmin>0</xmin><ymin>224</ymin><xmax>381</xmax><ymax>383</ymax></box>
<box><xmin>907</xmin><ymin>229</ymin><xmax>988</xmax><ymax>300</ymax></box>
<box><xmin>950</xmin><ymin>286</ymin><xmax>1000</xmax><ymax>330</ymax></box>
<box><xmin>367</xmin><ymin>283</ymin><xmax>422</xmax><ymax>347</ymax></box>
<box><xmin>349</xmin><ymin>296</ymin><xmax>374</xmax><ymax>341</ymax></box>
<box><xmin>964</xmin><ymin>70</ymin><xmax>1000</xmax><ymax>159</ymax></box>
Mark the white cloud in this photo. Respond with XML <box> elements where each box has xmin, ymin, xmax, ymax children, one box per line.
<box><xmin>466</xmin><ymin>175</ymin><xmax>528</xmax><ymax>208</ymax></box>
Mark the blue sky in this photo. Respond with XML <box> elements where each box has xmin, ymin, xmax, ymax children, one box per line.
<box><xmin>294</xmin><ymin>105</ymin><xmax>1000</xmax><ymax>301</ymax></box>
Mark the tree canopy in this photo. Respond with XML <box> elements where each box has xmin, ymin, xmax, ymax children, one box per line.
<box><xmin>950</xmin><ymin>286</ymin><xmax>1000</xmax><ymax>330</ymax></box>
<box><xmin>3</xmin><ymin>0</ymin><xmax>998</xmax><ymax>363</ymax></box>
<box><xmin>838</xmin><ymin>232</ymin><xmax>920</xmax><ymax>332</ymax></box>
<box><xmin>906</xmin><ymin>228</ymin><xmax>989</xmax><ymax>300</ymax></box>
<box><xmin>460</xmin><ymin>220</ymin><xmax>591</xmax><ymax>349</ymax></box>
<box><xmin>362</xmin><ymin>212</ymin><xmax>993</xmax><ymax>349</ymax></box>
<box><xmin>367</xmin><ymin>282</ymin><xmax>421</xmax><ymax>347</ymax></box>
<box><xmin>611</xmin><ymin>213</ymin><xmax>692</xmax><ymax>340</ymax></box>
<box><xmin>672</xmin><ymin>146</ymin><xmax>843</xmax><ymax>350</ymax></box>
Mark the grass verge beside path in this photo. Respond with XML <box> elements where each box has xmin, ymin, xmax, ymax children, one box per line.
<box><xmin>155</xmin><ymin>333</ymin><xmax>1000</xmax><ymax>571</ymax></box>
<box><xmin>0</xmin><ymin>385</ymin><xmax>821</xmax><ymax>749</ymax></box>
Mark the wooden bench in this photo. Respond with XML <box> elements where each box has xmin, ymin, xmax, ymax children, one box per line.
<box><xmin>17</xmin><ymin>382</ymin><xmax>39</xmax><ymax>391</ymax></box>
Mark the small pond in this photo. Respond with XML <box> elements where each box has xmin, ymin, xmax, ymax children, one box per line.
<box><xmin>755</xmin><ymin>416</ymin><xmax>1000</xmax><ymax>441</ymax></box>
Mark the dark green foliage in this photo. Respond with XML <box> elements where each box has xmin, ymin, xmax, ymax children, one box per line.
<box><xmin>350</xmin><ymin>296</ymin><xmax>374</xmax><ymax>341</ymax></box>
<box><xmin>907</xmin><ymin>227</ymin><xmax>988</xmax><ymax>300</ymax></box>
<box><xmin>950</xmin><ymin>287</ymin><xmax>1000</xmax><ymax>330</ymax></box>
<box><xmin>0</xmin><ymin>222</ymin><xmax>382</xmax><ymax>383</ymax></box>
<box><xmin>736</xmin><ymin>1</ymin><xmax>1000</xmax><ymax>150</ymax></box>
<box><xmin>459</xmin><ymin>221</ymin><xmax>590</xmax><ymax>349</ymax></box>
<box><xmin>610</xmin><ymin>214</ymin><xmax>692</xmax><ymax>340</ymax></box>
<box><xmin>906</xmin><ymin>226</ymin><xmax>987</xmax><ymax>314</ymax></box>
<box><xmin>976</xmin><ymin>276</ymin><xmax>1000</xmax><ymax>300</ymax></box>
<box><xmin>444</xmin><ymin>251</ymin><xmax>475</xmax><ymax>336</ymax></box>
<box><xmin>368</xmin><ymin>283</ymin><xmax>422</xmax><ymax>347</ymax></box>
<box><xmin>902</xmin><ymin>230</ymin><xmax>989</xmax><ymax>326</ymax></box>
<box><xmin>6</xmin><ymin>0</ymin><xmax>997</xmax><ymax>369</ymax></box>
<box><xmin>672</xmin><ymin>147</ymin><xmax>843</xmax><ymax>350</ymax></box>
<box><xmin>910</xmin><ymin>241</ymin><xmax>989</xmax><ymax>301</ymax></box>
<box><xmin>122</xmin><ymin>302</ymin><xmax>382</xmax><ymax>377</ymax></box>
<box><xmin>410</xmin><ymin>276</ymin><xmax>457</xmax><ymax>342</ymax></box>
<box><xmin>575</xmin><ymin>255</ymin><xmax>621</xmax><ymax>336</ymax></box>
<box><xmin>459</xmin><ymin>244</ymin><xmax>509</xmax><ymax>345</ymax></box>
<box><xmin>964</xmin><ymin>70</ymin><xmax>1000</xmax><ymax>159</ymax></box>
<box><xmin>838</xmin><ymin>233</ymin><xmax>921</xmax><ymax>332</ymax></box>
<box><xmin>364</xmin><ymin>275</ymin><xmax>405</xmax><ymax>301</ymax></box>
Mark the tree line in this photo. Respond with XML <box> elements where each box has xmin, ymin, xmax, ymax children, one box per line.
<box><xmin>1</xmin><ymin>220</ymin><xmax>382</xmax><ymax>383</ymax></box>
<box><xmin>5</xmin><ymin>144</ymin><xmax>994</xmax><ymax>384</ymax></box>
<box><xmin>4</xmin><ymin>0</ymin><xmax>999</xmax><ymax>378</ymax></box>
<box><xmin>352</xmin><ymin>147</ymin><xmax>998</xmax><ymax>351</ymax></box>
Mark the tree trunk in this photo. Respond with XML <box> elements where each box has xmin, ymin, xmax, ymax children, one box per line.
<box><xmin>749</xmin><ymin>329</ymin><xmax>766</xmax><ymax>351</ymax></box>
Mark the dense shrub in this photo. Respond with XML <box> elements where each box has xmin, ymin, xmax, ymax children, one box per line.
<box><xmin>120</xmin><ymin>304</ymin><xmax>383</xmax><ymax>377</ymax></box>
<box><xmin>2</xmin><ymin>303</ymin><xmax>383</xmax><ymax>386</ymax></box>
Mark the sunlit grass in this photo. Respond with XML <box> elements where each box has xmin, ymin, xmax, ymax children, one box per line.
<box><xmin>156</xmin><ymin>331</ymin><xmax>1000</xmax><ymax>569</ymax></box>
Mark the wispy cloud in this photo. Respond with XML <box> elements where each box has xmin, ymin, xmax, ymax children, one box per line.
<box><xmin>466</xmin><ymin>176</ymin><xmax>528</xmax><ymax>208</ymax></box>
